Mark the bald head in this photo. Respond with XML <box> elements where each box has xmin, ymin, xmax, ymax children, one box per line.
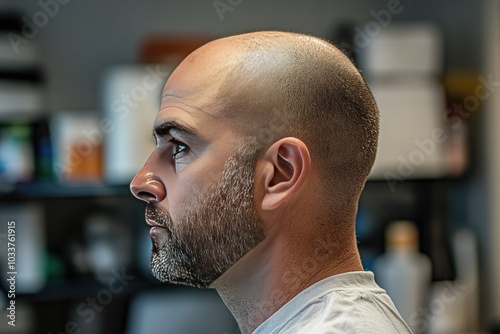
<box><xmin>167</xmin><ymin>31</ymin><xmax>379</xmax><ymax>209</ymax></box>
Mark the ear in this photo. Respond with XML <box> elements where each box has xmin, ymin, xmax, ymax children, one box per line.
<box><xmin>259</xmin><ymin>137</ymin><xmax>311</xmax><ymax>211</ymax></box>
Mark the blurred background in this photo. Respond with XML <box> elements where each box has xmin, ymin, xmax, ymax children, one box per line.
<box><xmin>0</xmin><ymin>0</ymin><xmax>498</xmax><ymax>333</ymax></box>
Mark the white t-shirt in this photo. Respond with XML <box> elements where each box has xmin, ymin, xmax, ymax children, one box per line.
<box><xmin>252</xmin><ymin>271</ymin><xmax>413</xmax><ymax>334</ymax></box>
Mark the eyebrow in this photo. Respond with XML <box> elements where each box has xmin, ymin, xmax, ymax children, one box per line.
<box><xmin>153</xmin><ymin>120</ymin><xmax>198</xmax><ymax>140</ymax></box>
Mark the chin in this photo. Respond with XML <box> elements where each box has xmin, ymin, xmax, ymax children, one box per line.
<box><xmin>149</xmin><ymin>251</ymin><xmax>220</xmax><ymax>289</ymax></box>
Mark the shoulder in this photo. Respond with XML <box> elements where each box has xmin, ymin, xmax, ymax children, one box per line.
<box><xmin>254</xmin><ymin>272</ymin><xmax>413</xmax><ymax>334</ymax></box>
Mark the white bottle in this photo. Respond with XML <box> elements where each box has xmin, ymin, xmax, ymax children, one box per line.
<box><xmin>374</xmin><ymin>220</ymin><xmax>432</xmax><ymax>331</ymax></box>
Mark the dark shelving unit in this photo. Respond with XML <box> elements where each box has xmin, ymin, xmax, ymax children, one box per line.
<box><xmin>0</xmin><ymin>181</ymin><xmax>131</xmax><ymax>200</ymax></box>
<box><xmin>0</xmin><ymin>178</ymin><xmax>149</xmax><ymax>334</ymax></box>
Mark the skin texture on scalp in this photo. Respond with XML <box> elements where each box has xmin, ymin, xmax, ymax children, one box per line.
<box><xmin>213</xmin><ymin>31</ymin><xmax>379</xmax><ymax>209</ymax></box>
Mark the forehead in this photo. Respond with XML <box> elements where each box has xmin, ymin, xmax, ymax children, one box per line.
<box><xmin>155</xmin><ymin>44</ymin><xmax>238</xmax><ymax>137</ymax></box>
<box><xmin>163</xmin><ymin>40</ymin><xmax>241</xmax><ymax>104</ymax></box>
<box><xmin>156</xmin><ymin>39</ymin><xmax>254</xmax><ymax>134</ymax></box>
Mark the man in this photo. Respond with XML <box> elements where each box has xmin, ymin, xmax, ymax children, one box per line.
<box><xmin>130</xmin><ymin>31</ymin><xmax>412</xmax><ymax>334</ymax></box>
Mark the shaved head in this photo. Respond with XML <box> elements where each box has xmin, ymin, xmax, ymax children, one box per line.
<box><xmin>132</xmin><ymin>31</ymin><xmax>403</xmax><ymax>334</ymax></box>
<box><xmin>165</xmin><ymin>30</ymin><xmax>379</xmax><ymax>215</ymax></box>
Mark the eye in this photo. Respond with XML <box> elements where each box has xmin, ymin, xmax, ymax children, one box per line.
<box><xmin>170</xmin><ymin>138</ymin><xmax>188</xmax><ymax>159</ymax></box>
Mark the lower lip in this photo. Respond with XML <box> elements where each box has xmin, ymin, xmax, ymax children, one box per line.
<box><xmin>149</xmin><ymin>226</ymin><xmax>168</xmax><ymax>248</ymax></box>
<box><xmin>150</xmin><ymin>226</ymin><xmax>166</xmax><ymax>233</ymax></box>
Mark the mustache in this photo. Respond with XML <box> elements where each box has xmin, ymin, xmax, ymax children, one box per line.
<box><xmin>145</xmin><ymin>204</ymin><xmax>173</xmax><ymax>231</ymax></box>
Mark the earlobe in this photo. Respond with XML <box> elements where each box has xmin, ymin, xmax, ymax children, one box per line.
<box><xmin>260</xmin><ymin>138</ymin><xmax>310</xmax><ymax>211</ymax></box>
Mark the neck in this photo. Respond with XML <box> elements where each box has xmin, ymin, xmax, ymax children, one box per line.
<box><xmin>211</xmin><ymin>222</ymin><xmax>363</xmax><ymax>334</ymax></box>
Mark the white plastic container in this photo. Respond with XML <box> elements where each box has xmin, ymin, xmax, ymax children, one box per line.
<box><xmin>101</xmin><ymin>65</ymin><xmax>172</xmax><ymax>184</ymax></box>
<box><xmin>368</xmin><ymin>78</ymin><xmax>449</xmax><ymax>180</ymax></box>
<box><xmin>359</xmin><ymin>24</ymin><xmax>443</xmax><ymax>77</ymax></box>
<box><xmin>374</xmin><ymin>220</ymin><xmax>432</xmax><ymax>331</ymax></box>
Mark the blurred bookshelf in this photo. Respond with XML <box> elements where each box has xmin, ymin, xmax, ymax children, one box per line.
<box><xmin>0</xmin><ymin>1</ymin><xmax>496</xmax><ymax>333</ymax></box>
<box><xmin>16</xmin><ymin>275</ymin><xmax>153</xmax><ymax>304</ymax></box>
<box><xmin>0</xmin><ymin>181</ymin><xmax>131</xmax><ymax>200</ymax></box>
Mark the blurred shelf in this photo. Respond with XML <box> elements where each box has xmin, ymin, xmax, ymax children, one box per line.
<box><xmin>0</xmin><ymin>180</ymin><xmax>132</xmax><ymax>200</ymax></box>
<box><xmin>15</xmin><ymin>274</ymin><xmax>155</xmax><ymax>303</ymax></box>
<box><xmin>0</xmin><ymin>177</ymin><xmax>462</xmax><ymax>200</ymax></box>
<box><xmin>367</xmin><ymin>175</ymin><xmax>463</xmax><ymax>183</ymax></box>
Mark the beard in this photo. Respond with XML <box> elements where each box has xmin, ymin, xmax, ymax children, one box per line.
<box><xmin>145</xmin><ymin>143</ymin><xmax>265</xmax><ymax>288</ymax></box>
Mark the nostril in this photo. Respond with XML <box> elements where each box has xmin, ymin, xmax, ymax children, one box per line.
<box><xmin>137</xmin><ymin>191</ymin><xmax>157</xmax><ymax>201</ymax></box>
<box><xmin>130</xmin><ymin>175</ymin><xmax>166</xmax><ymax>203</ymax></box>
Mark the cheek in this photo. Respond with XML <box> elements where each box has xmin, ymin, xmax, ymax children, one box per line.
<box><xmin>164</xmin><ymin>171</ymin><xmax>208</xmax><ymax>220</ymax></box>
<box><xmin>162</xmin><ymin>151</ymin><xmax>229</xmax><ymax>217</ymax></box>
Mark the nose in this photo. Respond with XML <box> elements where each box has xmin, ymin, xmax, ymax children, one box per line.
<box><xmin>130</xmin><ymin>169</ymin><xmax>166</xmax><ymax>203</ymax></box>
